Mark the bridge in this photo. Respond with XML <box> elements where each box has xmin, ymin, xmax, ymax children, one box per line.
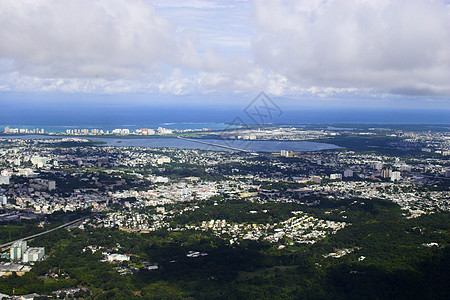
<box><xmin>177</xmin><ymin>137</ymin><xmax>253</xmax><ymax>153</ymax></box>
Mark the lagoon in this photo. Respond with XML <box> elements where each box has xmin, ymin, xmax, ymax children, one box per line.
<box><xmin>1</xmin><ymin>135</ymin><xmax>340</xmax><ymax>152</ymax></box>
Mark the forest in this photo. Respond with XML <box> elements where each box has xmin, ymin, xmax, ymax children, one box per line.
<box><xmin>0</xmin><ymin>197</ymin><xmax>448</xmax><ymax>299</ymax></box>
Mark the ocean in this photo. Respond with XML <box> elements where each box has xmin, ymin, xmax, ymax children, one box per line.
<box><xmin>1</xmin><ymin>94</ymin><xmax>449</xmax><ymax>132</ymax></box>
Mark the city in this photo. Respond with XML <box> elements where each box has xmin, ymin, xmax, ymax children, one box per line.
<box><xmin>0</xmin><ymin>124</ymin><xmax>448</xmax><ymax>298</ymax></box>
<box><xmin>1</xmin><ymin>0</ymin><xmax>449</xmax><ymax>298</ymax></box>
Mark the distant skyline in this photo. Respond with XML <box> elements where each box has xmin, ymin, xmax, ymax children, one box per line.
<box><xmin>0</xmin><ymin>0</ymin><xmax>449</xmax><ymax>111</ymax></box>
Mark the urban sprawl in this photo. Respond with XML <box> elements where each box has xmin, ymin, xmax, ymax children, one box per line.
<box><xmin>0</xmin><ymin>125</ymin><xmax>448</xmax><ymax>298</ymax></box>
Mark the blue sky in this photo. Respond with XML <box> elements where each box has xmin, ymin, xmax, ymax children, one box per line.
<box><xmin>0</xmin><ymin>0</ymin><xmax>449</xmax><ymax>110</ymax></box>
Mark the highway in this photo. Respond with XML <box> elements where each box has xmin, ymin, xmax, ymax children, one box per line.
<box><xmin>0</xmin><ymin>216</ymin><xmax>91</xmax><ymax>251</ymax></box>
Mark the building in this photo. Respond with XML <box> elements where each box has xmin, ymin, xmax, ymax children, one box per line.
<box><xmin>10</xmin><ymin>240</ymin><xmax>27</xmax><ymax>261</ymax></box>
<box><xmin>280</xmin><ymin>150</ymin><xmax>291</xmax><ymax>157</ymax></box>
<box><xmin>112</xmin><ymin>129</ymin><xmax>130</xmax><ymax>135</ymax></box>
<box><xmin>310</xmin><ymin>176</ymin><xmax>322</xmax><ymax>184</ymax></box>
<box><xmin>399</xmin><ymin>164</ymin><xmax>412</xmax><ymax>172</ymax></box>
<box><xmin>390</xmin><ymin>171</ymin><xmax>401</xmax><ymax>182</ymax></box>
<box><xmin>156</xmin><ymin>127</ymin><xmax>173</xmax><ymax>135</ymax></box>
<box><xmin>372</xmin><ymin>162</ymin><xmax>383</xmax><ymax>170</ymax></box>
<box><xmin>343</xmin><ymin>169</ymin><xmax>354</xmax><ymax>178</ymax></box>
<box><xmin>17</xmin><ymin>168</ymin><xmax>35</xmax><ymax>177</ymax></box>
<box><xmin>1</xmin><ymin>195</ymin><xmax>7</xmax><ymax>206</ymax></box>
<box><xmin>0</xmin><ymin>176</ymin><xmax>10</xmax><ymax>185</ymax></box>
<box><xmin>140</xmin><ymin>128</ymin><xmax>155</xmax><ymax>135</ymax></box>
<box><xmin>0</xmin><ymin>262</ymin><xmax>32</xmax><ymax>276</ymax></box>
<box><xmin>156</xmin><ymin>157</ymin><xmax>171</xmax><ymax>165</ymax></box>
<box><xmin>1</xmin><ymin>170</ymin><xmax>12</xmax><ymax>176</ymax></box>
<box><xmin>152</xmin><ymin>176</ymin><xmax>169</xmax><ymax>183</ymax></box>
<box><xmin>3</xmin><ymin>127</ymin><xmax>18</xmax><ymax>134</ymax></box>
<box><xmin>48</xmin><ymin>181</ymin><xmax>56</xmax><ymax>191</ymax></box>
<box><xmin>31</xmin><ymin>156</ymin><xmax>47</xmax><ymax>168</ymax></box>
<box><xmin>106</xmin><ymin>253</ymin><xmax>130</xmax><ymax>262</ymax></box>
<box><xmin>22</xmin><ymin>247</ymin><xmax>45</xmax><ymax>263</ymax></box>
<box><xmin>330</xmin><ymin>174</ymin><xmax>342</xmax><ymax>180</ymax></box>
<box><xmin>381</xmin><ymin>169</ymin><xmax>392</xmax><ymax>178</ymax></box>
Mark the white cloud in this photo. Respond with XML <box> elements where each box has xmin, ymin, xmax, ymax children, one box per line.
<box><xmin>0</xmin><ymin>0</ymin><xmax>449</xmax><ymax>99</ymax></box>
<box><xmin>0</xmin><ymin>0</ymin><xmax>213</xmax><ymax>79</ymax></box>
<box><xmin>0</xmin><ymin>0</ymin><xmax>259</xmax><ymax>95</ymax></box>
<box><xmin>253</xmin><ymin>0</ymin><xmax>450</xmax><ymax>95</ymax></box>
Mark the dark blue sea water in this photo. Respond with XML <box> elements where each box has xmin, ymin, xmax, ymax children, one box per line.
<box><xmin>1</xmin><ymin>106</ymin><xmax>449</xmax><ymax>131</ymax></box>
<box><xmin>1</xmin><ymin>93</ymin><xmax>448</xmax><ymax>131</ymax></box>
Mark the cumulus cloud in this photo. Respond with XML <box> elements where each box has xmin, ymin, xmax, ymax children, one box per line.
<box><xmin>0</xmin><ymin>0</ymin><xmax>263</xmax><ymax>95</ymax></box>
<box><xmin>253</xmin><ymin>0</ymin><xmax>450</xmax><ymax>95</ymax></box>
<box><xmin>1</xmin><ymin>0</ymin><xmax>449</xmax><ymax>98</ymax></box>
<box><xmin>0</xmin><ymin>0</ymin><xmax>220</xmax><ymax>79</ymax></box>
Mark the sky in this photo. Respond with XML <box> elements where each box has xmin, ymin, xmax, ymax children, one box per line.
<box><xmin>0</xmin><ymin>0</ymin><xmax>449</xmax><ymax>111</ymax></box>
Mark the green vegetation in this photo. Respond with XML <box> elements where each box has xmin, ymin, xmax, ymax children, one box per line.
<box><xmin>312</xmin><ymin>135</ymin><xmax>429</xmax><ymax>156</ymax></box>
<box><xmin>0</xmin><ymin>198</ymin><xmax>448</xmax><ymax>299</ymax></box>
<box><xmin>154</xmin><ymin>162</ymin><xmax>224</xmax><ymax>181</ymax></box>
<box><xmin>0</xmin><ymin>223</ymin><xmax>44</xmax><ymax>245</ymax></box>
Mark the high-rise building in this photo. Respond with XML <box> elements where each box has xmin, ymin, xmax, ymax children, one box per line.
<box><xmin>381</xmin><ymin>169</ymin><xmax>392</xmax><ymax>178</ymax></box>
<box><xmin>156</xmin><ymin>127</ymin><xmax>173</xmax><ymax>135</ymax></box>
<box><xmin>280</xmin><ymin>150</ymin><xmax>291</xmax><ymax>157</ymax></box>
<box><xmin>390</xmin><ymin>171</ymin><xmax>401</xmax><ymax>182</ymax></box>
<box><xmin>10</xmin><ymin>240</ymin><xmax>27</xmax><ymax>261</ymax></box>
